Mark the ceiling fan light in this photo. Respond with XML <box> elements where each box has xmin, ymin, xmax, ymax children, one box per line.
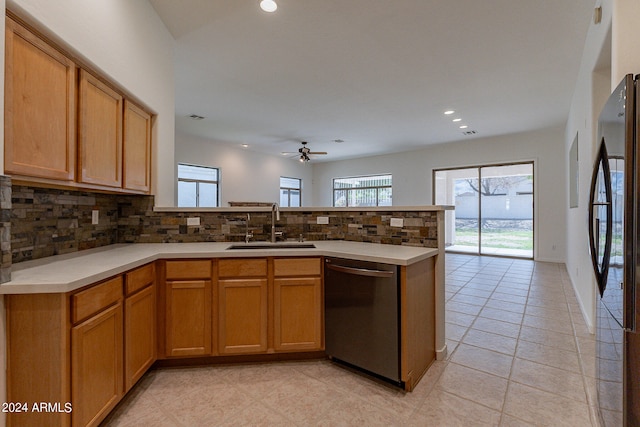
<box><xmin>260</xmin><ymin>0</ymin><xmax>277</xmax><ymax>12</ymax></box>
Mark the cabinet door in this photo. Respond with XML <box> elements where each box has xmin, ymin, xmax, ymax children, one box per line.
<box><xmin>166</xmin><ymin>280</ymin><xmax>212</xmax><ymax>357</ymax></box>
<box><xmin>218</xmin><ymin>278</ymin><xmax>268</xmax><ymax>354</ymax></box>
<box><xmin>72</xmin><ymin>302</ymin><xmax>123</xmax><ymax>427</ymax></box>
<box><xmin>4</xmin><ymin>17</ymin><xmax>76</xmax><ymax>181</ymax></box>
<box><xmin>78</xmin><ymin>69</ymin><xmax>123</xmax><ymax>188</ymax></box>
<box><xmin>125</xmin><ymin>284</ymin><xmax>156</xmax><ymax>391</ymax></box>
<box><xmin>274</xmin><ymin>277</ymin><xmax>323</xmax><ymax>351</ymax></box>
<box><xmin>123</xmin><ymin>100</ymin><xmax>151</xmax><ymax>193</ymax></box>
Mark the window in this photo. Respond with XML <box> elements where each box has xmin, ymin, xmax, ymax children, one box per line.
<box><xmin>333</xmin><ymin>174</ymin><xmax>392</xmax><ymax>207</ymax></box>
<box><xmin>280</xmin><ymin>177</ymin><xmax>302</xmax><ymax>207</ymax></box>
<box><xmin>177</xmin><ymin>163</ymin><xmax>219</xmax><ymax>207</ymax></box>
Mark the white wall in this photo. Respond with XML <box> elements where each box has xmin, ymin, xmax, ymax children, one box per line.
<box><xmin>176</xmin><ymin>132</ymin><xmax>314</xmax><ymax>207</ymax></box>
<box><xmin>312</xmin><ymin>127</ymin><xmax>567</xmax><ymax>263</ymax></box>
<box><xmin>5</xmin><ymin>0</ymin><xmax>176</xmax><ymax>206</ymax></box>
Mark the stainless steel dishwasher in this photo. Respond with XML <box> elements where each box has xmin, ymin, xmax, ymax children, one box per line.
<box><xmin>324</xmin><ymin>257</ymin><xmax>402</xmax><ymax>386</ymax></box>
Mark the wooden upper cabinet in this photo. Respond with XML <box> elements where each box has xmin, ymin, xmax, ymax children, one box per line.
<box><xmin>4</xmin><ymin>16</ymin><xmax>76</xmax><ymax>181</ymax></box>
<box><xmin>123</xmin><ymin>100</ymin><xmax>151</xmax><ymax>192</ymax></box>
<box><xmin>78</xmin><ymin>69</ymin><xmax>123</xmax><ymax>188</ymax></box>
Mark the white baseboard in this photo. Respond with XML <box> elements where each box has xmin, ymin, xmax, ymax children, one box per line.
<box><xmin>436</xmin><ymin>343</ymin><xmax>448</xmax><ymax>361</ymax></box>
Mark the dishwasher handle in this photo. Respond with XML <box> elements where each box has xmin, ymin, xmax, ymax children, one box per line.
<box><xmin>325</xmin><ymin>262</ymin><xmax>394</xmax><ymax>278</ymax></box>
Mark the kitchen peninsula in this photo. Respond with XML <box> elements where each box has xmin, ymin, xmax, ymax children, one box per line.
<box><xmin>2</xmin><ymin>219</ymin><xmax>448</xmax><ymax>427</ymax></box>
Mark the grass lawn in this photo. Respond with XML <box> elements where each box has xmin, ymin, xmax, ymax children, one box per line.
<box><xmin>455</xmin><ymin>229</ymin><xmax>533</xmax><ymax>250</ymax></box>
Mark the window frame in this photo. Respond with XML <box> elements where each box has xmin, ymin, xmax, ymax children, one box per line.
<box><xmin>280</xmin><ymin>176</ymin><xmax>302</xmax><ymax>207</ymax></box>
<box><xmin>177</xmin><ymin>163</ymin><xmax>220</xmax><ymax>207</ymax></box>
<box><xmin>332</xmin><ymin>174</ymin><xmax>392</xmax><ymax>207</ymax></box>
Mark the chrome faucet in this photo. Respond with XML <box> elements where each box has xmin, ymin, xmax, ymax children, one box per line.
<box><xmin>271</xmin><ymin>203</ymin><xmax>280</xmax><ymax>242</ymax></box>
<box><xmin>245</xmin><ymin>213</ymin><xmax>253</xmax><ymax>243</ymax></box>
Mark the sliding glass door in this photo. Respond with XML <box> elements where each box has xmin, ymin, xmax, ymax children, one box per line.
<box><xmin>434</xmin><ymin>162</ymin><xmax>534</xmax><ymax>259</ymax></box>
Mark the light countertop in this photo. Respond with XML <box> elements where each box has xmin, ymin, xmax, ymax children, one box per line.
<box><xmin>1</xmin><ymin>241</ymin><xmax>439</xmax><ymax>294</ymax></box>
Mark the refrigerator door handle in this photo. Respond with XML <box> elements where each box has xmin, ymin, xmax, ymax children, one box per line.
<box><xmin>588</xmin><ymin>140</ymin><xmax>614</xmax><ymax>297</ymax></box>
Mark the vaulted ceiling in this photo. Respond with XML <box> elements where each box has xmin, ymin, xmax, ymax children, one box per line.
<box><xmin>149</xmin><ymin>0</ymin><xmax>594</xmax><ymax>161</ymax></box>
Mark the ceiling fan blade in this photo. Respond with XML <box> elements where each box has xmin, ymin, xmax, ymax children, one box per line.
<box><xmin>308</xmin><ymin>151</ymin><xmax>327</xmax><ymax>155</ymax></box>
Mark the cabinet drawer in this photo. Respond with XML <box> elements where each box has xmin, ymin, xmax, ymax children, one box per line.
<box><xmin>72</xmin><ymin>276</ymin><xmax>123</xmax><ymax>324</ymax></box>
<box><xmin>125</xmin><ymin>263</ymin><xmax>155</xmax><ymax>295</ymax></box>
<box><xmin>219</xmin><ymin>259</ymin><xmax>267</xmax><ymax>278</ymax></box>
<box><xmin>274</xmin><ymin>258</ymin><xmax>321</xmax><ymax>276</ymax></box>
<box><xmin>165</xmin><ymin>260</ymin><xmax>211</xmax><ymax>279</ymax></box>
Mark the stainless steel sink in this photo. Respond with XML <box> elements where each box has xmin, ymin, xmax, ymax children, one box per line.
<box><xmin>226</xmin><ymin>243</ymin><xmax>316</xmax><ymax>250</ymax></box>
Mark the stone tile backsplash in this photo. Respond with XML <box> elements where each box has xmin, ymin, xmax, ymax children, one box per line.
<box><xmin>1</xmin><ymin>176</ymin><xmax>11</xmax><ymax>283</ymax></box>
<box><xmin>10</xmin><ymin>185</ymin><xmax>440</xmax><ymax>264</ymax></box>
<box><xmin>11</xmin><ymin>186</ymin><xmax>120</xmax><ymax>263</ymax></box>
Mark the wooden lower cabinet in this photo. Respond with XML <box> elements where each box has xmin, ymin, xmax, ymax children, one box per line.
<box><xmin>274</xmin><ymin>277</ymin><xmax>322</xmax><ymax>351</ymax></box>
<box><xmin>5</xmin><ymin>293</ymin><xmax>71</xmax><ymax>427</ymax></box>
<box><xmin>71</xmin><ymin>302</ymin><xmax>123</xmax><ymax>427</ymax></box>
<box><xmin>218</xmin><ymin>278</ymin><xmax>268</xmax><ymax>354</ymax></box>
<box><xmin>165</xmin><ymin>280</ymin><xmax>212</xmax><ymax>357</ymax></box>
<box><xmin>124</xmin><ymin>284</ymin><xmax>156</xmax><ymax>391</ymax></box>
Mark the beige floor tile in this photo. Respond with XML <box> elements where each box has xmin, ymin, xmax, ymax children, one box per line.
<box><xmin>260</xmin><ymin>375</ymin><xmax>345</xmax><ymax>424</ymax></box>
<box><xmin>314</xmin><ymin>394</ymin><xmax>400</xmax><ymax>426</ymax></box>
<box><xmin>435</xmin><ymin>363</ymin><xmax>508</xmax><ymax>411</ymax></box>
<box><xmin>483</xmin><ymin>299</ymin><xmax>526</xmax><ymax>314</ymax></box>
<box><xmin>521</xmin><ymin>313</ymin><xmax>575</xmax><ymax>335</ymax></box>
<box><xmin>450</xmin><ymin>343</ymin><xmax>513</xmax><ymax>378</ymax></box>
<box><xmin>503</xmin><ymin>382</ymin><xmax>592</xmax><ymax>427</ymax></box>
<box><xmin>479</xmin><ymin>307</ymin><xmax>524</xmax><ymax>325</ymax></box>
<box><xmin>514</xmin><ymin>339</ymin><xmax>581</xmax><ymax>373</ymax></box>
<box><xmin>524</xmin><ymin>304</ymin><xmax>571</xmax><ymax>321</ymax></box>
<box><xmin>446</xmin><ymin>310</ymin><xmax>477</xmax><ymax>327</ymax></box>
<box><xmin>216</xmin><ymin>401</ymin><xmax>296</xmax><ymax>427</ymax></box>
<box><xmin>449</xmin><ymin>293</ymin><xmax>488</xmax><ymax>306</ymax></box>
<box><xmin>472</xmin><ymin>317</ymin><xmax>521</xmax><ymax>339</ymax></box>
<box><xmin>491</xmin><ymin>292</ymin><xmax>528</xmax><ymax>305</ymax></box>
<box><xmin>499</xmin><ymin>414</ymin><xmax>537</xmax><ymax>426</ymax></box>
<box><xmin>462</xmin><ymin>328</ymin><xmax>517</xmax><ymax>355</ymax></box>
<box><xmin>458</xmin><ymin>287</ymin><xmax>494</xmax><ymax>298</ymax></box>
<box><xmin>526</xmin><ymin>296</ymin><xmax>568</xmax><ymax>310</ymax></box>
<box><xmin>510</xmin><ymin>358</ymin><xmax>588</xmax><ymax>403</ymax></box>
<box><xmin>104</xmin><ymin>386</ymin><xmax>180</xmax><ymax>427</ymax></box>
<box><xmin>408</xmin><ymin>390</ymin><xmax>502</xmax><ymax>427</ymax></box>
<box><xmin>494</xmin><ymin>286</ymin><xmax>529</xmax><ymax>297</ymax></box>
<box><xmin>518</xmin><ymin>325</ymin><xmax>577</xmax><ymax>352</ymax></box>
<box><xmin>446</xmin><ymin>322</ymin><xmax>470</xmax><ymax>341</ymax></box>
<box><xmin>446</xmin><ymin>339</ymin><xmax>460</xmax><ymax>356</ymax></box>
<box><xmin>152</xmin><ymin>382</ymin><xmax>249</xmax><ymax>426</ymax></box>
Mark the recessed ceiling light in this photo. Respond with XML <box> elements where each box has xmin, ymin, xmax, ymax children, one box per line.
<box><xmin>452</xmin><ymin>118</ymin><xmax>462</xmax><ymax>122</ymax></box>
<box><xmin>241</xmin><ymin>144</ymin><xmax>249</xmax><ymax>148</ymax></box>
<box><xmin>260</xmin><ymin>0</ymin><xmax>277</xmax><ymax>12</ymax></box>
<box><xmin>444</xmin><ymin>110</ymin><xmax>455</xmax><ymax>115</ymax></box>
<box><xmin>459</xmin><ymin>125</ymin><xmax>468</xmax><ymax>129</ymax></box>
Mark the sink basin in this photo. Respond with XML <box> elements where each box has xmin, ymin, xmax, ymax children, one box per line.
<box><xmin>226</xmin><ymin>243</ymin><xmax>316</xmax><ymax>250</ymax></box>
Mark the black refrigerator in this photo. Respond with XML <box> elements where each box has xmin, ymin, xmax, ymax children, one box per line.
<box><xmin>590</xmin><ymin>73</ymin><xmax>640</xmax><ymax>426</ymax></box>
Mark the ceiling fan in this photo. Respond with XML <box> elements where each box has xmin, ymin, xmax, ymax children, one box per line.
<box><xmin>282</xmin><ymin>141</ymin><xmax>327</xmax><ymax>162</ymax></box>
